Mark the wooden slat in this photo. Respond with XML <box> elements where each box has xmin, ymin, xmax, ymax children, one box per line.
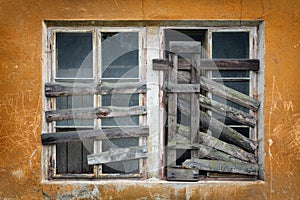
<box><xmin>169</xmin><ymin>41</ymin><xmax>201</xmax><ymax>54</ymax></box>
<box><xmin>167</xmin><ymin>52</ymin><xmax>178</xmax><ymax>167</ymax></box>
<box><xmin>153</xmin><ymin>59</ymin><xmax>259</xmax><ymax>71</ymax></box>
<box><xmin>178</xmin><ymin>94</ymin><xmax>256</xmax><ymax>127</ymax></box>
<box><xmin>68</xmin><ymin>141</ymin><xmax>83</xmax><ymax>173</ymax></box>
<box><xmin>200</xmin><ymin>76</ymin><xmax>260</xmax><ymax>111</ymax></box>
<box><xmin>167</xmin><ymin>76</ymin><xmax>260</xmax><ymax>111</ymax></box>
<box><xmin>167</xmin><ymin>167</ymin><xmax>199</xmax><ymax>181</ymax></box>
<box><xmin>183</xmin><ymin>159</ymin><xmax>259</xmax><ymax>175</ymax></box>
<box><xmin>190</xmin><ymin>53</ymin><xmax>200</xmax><ymax>160</ymax></box>
<box><xmin>198</xmin><ymin>144</ymin><xmax>246</xmax><ymax>164</ymax></box>
<box><xmin>87</xmin><ymin>146</ymin><xmax>148</xmax><ymax>165</ymax></box>
<box><xmin>199</xmin><ymin>110</ymin><xmax>257</xmax><ymax>153</ymax></box>
<box><xmin>42</xmin><ymin>126</ymin><xmax>149</xmax><ymax>145</ymax></box>
<box><xmin>45</xmin><ymin>106</ymin><xmax>147</xmax><ymax>122</ymax></box>
<box><xmin>176</xmin><ymin>125</ymin><xmax>257</xmax><ymax>163</ymax></box>
<box><xmin>45</xmin><ymin>82</ymin><xmax>146</xmax><ymax>97</ymax></box>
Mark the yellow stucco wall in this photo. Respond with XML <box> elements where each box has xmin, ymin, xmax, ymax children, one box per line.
<box><xmin>0</xmin><ymin>0</ymin><xmax>299</xmax><ymax>199</ymax></box>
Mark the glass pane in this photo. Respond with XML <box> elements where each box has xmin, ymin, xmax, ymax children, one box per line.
<box><xmin>56</xmin><ymin>33</ymin><xmax>93</xmax><ymax>78</ymax></box>
<box><xmin>212</xmin><ymin>32</ymin><xmax>249</xmax><ymax>59</ymax></box>
<box><xmin>56</xmin><ymin>95</ymin><xmax>93</xmax><ymax>126</ymax></box>
<box><xmin>101</xmin><ymin>32</ymin><xmax>138</xmax><ymax>78</ymax></box>
<box><xmin>101</xmin><ymin>94</ymin><xmax>139</xmax><ymax>127</ymax></box>
<box><xmin>102</xmin><ymin>137</ymin><xmax>139</xmax><ymax>174</ymax></box>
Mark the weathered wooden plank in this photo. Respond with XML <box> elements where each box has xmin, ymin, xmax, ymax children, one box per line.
<box><xmin>198</xmin><ymin>94</ymin><xmax>256</xmax><ymax>127</ymax></box>
<box><xmin>42</xmin><ymin>126</ymin><xmax>149</xmax><ymax>145</ymax></box>
<box><xmin>176</xmin><ymin>99</ymin><xmax>257</xmax><ymax>153</ymax></box>
<box><xmin>169</xmin><ymin>41</ymin><xmax>201</xmax><ymax>54</ymax></box>
<box><xmin>46</xmin><ymin>106</ymin><xmax>147</xmax><ymax>122</ymax></box>
<box><xmin>153</xmin><ymin>59</ymin><xmax>259</xmax><ymax>71</ymax></box>
<box><xmin>87</xmin><ymin>146</ymin><xmax>148</xmax><ymax>165</ymax></box>
<box><xmin>198</xmin><ymin>144</ymin><xmax>246</xmax><ymax>164</ymax></box>
<box><xmin>45</xmin><ymin>82</ymin><xmax>146</xmax><ymax>97</ymax></box>
<box><xmin>68</xmin><ymin>141</ymin><xmax>83</xmax><ymax>173</ymax></box>
<box><xmin>200</xmin><ymin>76</ymin><xmax>260</xmax><ymax>111</ymax></box>
<box><xmin>167</xmin><ymin>167</ymin><xmax>199</xmax><ymax>181</ymax></box>
<box><xmin>199</xmin><ymin>110</ymin><xmax>257</xmax><ymax>153</ymax></box>
<box><xmin>177</xmin><ymin>125</ymin><xmax>257</xmax><ymax>163</ymax></box>
<box><xmin>177</xmin><ymin>94</ymin><xmax>256</xmax><ymax>127</ymax></box>
<box><xmin>167</xmin><ymin>52</ymin><xmax>178</xmax><ymax>167</ymax></box>
<box><xmin>183</xmin><ymin>159</ymin><xmax>259</xmax><ymax>175</ymax></box>
<box><xmin>190</xmin><ymin>54</ymin><xmax>200</xmax><ymax>160</ymax></box>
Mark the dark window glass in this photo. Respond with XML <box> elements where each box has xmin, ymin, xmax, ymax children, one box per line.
<box><xmin>56</xmin><ymin>33</ymin><xmax>93</xmax><ymax>78</ymax></box>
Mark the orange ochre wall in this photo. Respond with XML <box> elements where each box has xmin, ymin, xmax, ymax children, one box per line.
<box><xmin>0</xmin><ymin>0</ymin><xmax>299</xmax><ymax>199</ymax></box>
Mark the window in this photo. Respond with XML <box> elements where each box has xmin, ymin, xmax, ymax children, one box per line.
<box><xmin>42</xmin><ymin>21</ymin><xmax>263</xmax><ymax>181</ymax></box>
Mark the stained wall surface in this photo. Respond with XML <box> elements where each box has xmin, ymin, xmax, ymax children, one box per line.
<box><xmin>0</xmin><ymin>0</ymin><xmax>299</xmax><ymax>199</ymax></box>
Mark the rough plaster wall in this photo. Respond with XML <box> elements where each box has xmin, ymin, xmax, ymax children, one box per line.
<box><xmin>0</xmin><ymin>0</ymin><xmax>299</xmax><ymax>199</ymax></box>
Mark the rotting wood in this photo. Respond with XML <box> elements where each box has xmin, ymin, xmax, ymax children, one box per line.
<box><xmin>177</xmin><ymin>94</ymin><xmax>256</xmax><ymax>127</ymax></box>
<box><xmin>198</xmin><ymin>144</ymin><xmax>246</xmax><ymax>163</ymax></box>
<box><xmin>169</xmin><ymin>41</ymin><xmax>201</xmax><ymax>54</ymax></box>
<box><xmin>45</xmin><ymin>106</ymin><xmax>147</xmax><ymax>122</ymax></box>
<box><xmin>87</xmin><ymin>145</ymin><xmax>148</xmax><ymax>165</ymax></box>
<box><xmin>45</xmin><ymin>82</ymin><xmax>146</xmax><ymax>97</ymax></box>
<box><xmin>165</xmin><ymin>77</ymin><xmax>260</xmax><ymax>111</ymax></box>
<box><xmin>200</xmin><ymin>76</ymin><xmax>260</xmax><ymax>111</ymax></box>
<box><xmin>176</xmin><ymin>125</ymin><xmax>257</xmax><ymax>163</ymax></box>
<box><xmin>153</xmin><ymin>59</ymin><xmax>259</xmax><ymax>71</ymax></box>
<box><xmin>42</xmin><ymin>126</ymin><xmax>149</xmax><ymax>145</ymax></box>
<box><xmin>167</xmin><ymin>51</ymin><xmax>178</xmax><ymax>167</ymax></box>
<box><xmin>199</xmin><ymin>110</ymin><xmax>257</xmax><ymax>153</ymax></box>
<box><xmin>176</xmin><ymin>99</ymin><xmax>257</xmax><ymax>153</ymax></box>
<box><xmin>183</xmin><ymin>159</ymin><xmax>259</xmax><ymax>175</ymax></box>
<box><xmin>167</xmin><ymin>167</ymin><xmax>199</xmax><ymax>181</ymax></box>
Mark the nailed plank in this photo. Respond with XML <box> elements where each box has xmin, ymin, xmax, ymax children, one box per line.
<box><xmin>198</xmin><ymin>144</ymin><xmax>246</xmax><ymax>164</ymax></box>
<box><xmin>45</xmin><ymin>106</ymin><xmax>147</xmax><ymax>122</ymax></box>
<box><xmin>167</xmin><ymin>167</ymin><xmax>199</xmax><ymax>182</ymax></box>
<box><xmin>176</xmin><ymin>99</ymin><xmax>257</xmax><ymax>153</ymax></box>
<box><xmin>183</xmin><ymin>159</ymin><xmax>259</xmax><ymax>175</ymax></box>
<box><xmin>42</xmin><ymin>126</ymin><xmax>149</xmax><ymax>145</ymax></box>
<box><xmin>198</xmin><ymin>94</ymin><xmax>256</xmax><ymax>127</ymax></box>
<box><xmin>153</xmin><ymin>59</ymin><xmax>259</xmax><ymax>71</ymax></box>
<box><xmin>177</xmin><ymin>125</ymin><xmax>257</xmax><ymax>163</ymax></box>
<box><xmin>200</xmin><ymin>76</ymin><xmax>260</xmax><ymax>111</ymax></box>
<box><xmin>87</xmin><ymin>146</ymin><xmax>148</xmax><ymax>165</ymax></box>
<box><xmin>199</xmin><ymin>110</ymin><xmax>257</xmax><ymax>153</ymax></box>
<box><xmin>169</xmin><ymin>41</ymin><xmax>201</xmax><ymax>54</ymax></box>
<box><xmin>178</xmin><ymin>94</ymin><xmax>256</xmax><ymax>127</ymax></box>
<box><xmin>45</xmin><ymin>82</ymin><xmax>146</xmax><ymax>97</ymax></box>
<box><xmin>167</xmin><ymin>52</ymin><xmax>178</xmax><ymax>167</ymax></box>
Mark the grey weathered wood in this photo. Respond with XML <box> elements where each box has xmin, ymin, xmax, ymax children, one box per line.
<box><xmin>153</xmin><ymin>59</ymin><xmax>259</xmax><ymax>71</ymax></box>
<box><xmin>169</xmin><ymin>41</ymin><xmax>201</xmax><ymax>54</ymax></box>
<box><xmin>82</xmin><ymin>139</ymin><xmax>94</xmax><ymax>173</ymax></box>
<box><xmin>56</xmin><ymin>142</ymin><xmax>67</xmax><ymax>174</ymax></box>
<box><xmin>176</xmin><ymin>125</ymin><xmax>257</xmax><ymax>163</ymax></box>
<box><xmin>190</xmin><ymin>54</ymin><xmax>200</xmax><ymax>160</ymax></box>
<box><xmin>200</xmin><ymin>76</ymin><xmax>260</xmax><ymax>111</ymax></box>
<box><xmin>183</xmin><ymin>159</ymin><xmax>259</xmax><ymax>175</ymax></box>
<box><xmin>198</xmin><ymin>144</ymin><xmax>246</xmax><ymax>164</ymax></box>
<box><xmin>176</xmin><ymin>99</ymin><xmax>257</xmax><ymax>153</ymax></box>
<box><xmin>42</xmin><ymin>126</ymin><xmax>149</xmax><ymax>145</ymax></box>
<box><xmin>198</xmin><ymin>94</ymin><xmax>256</xmax><ymax>127</ymax></box>
<box><xmin>167</xmin><ymin>52</ymin><xmax>178</xmax><ymax>167</ymax></box>
<box><xmin>166</xmin><ymin>76</ymin><xmax>260</xmax><ymax>111</ymax></box>
<box><xmin>46</xmin><ymin>106</ymin><xmax>147</xmax><ymax>122</ymax></box>
<box><xmin>87</xmin><ymin>146</ymin><xmax>148</xmax><ymax>165</ymax></box>
<box><xmin>167</xmin><ymin>167</ymin><xmax>199</xmax><ymax>181</ymax></box>
<box><xmin>199</xmin><ymin>110</ymin><xmax>257</xmax><ymax>153</ymax></box>
<box><xmin>45</xmin><ymin>82</ymin><xmax>146</xmax><ymax>97</ymax></box>
<box><xmin>177</xmin><ymin>94</ymin><xmax>256</xmax><ymax>127</ymax></box>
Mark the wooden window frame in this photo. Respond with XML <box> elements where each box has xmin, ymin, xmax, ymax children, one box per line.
<box><xmin>42</xmin><ymin>21</ymin><xmax>264</xmax><ymax>181</ymax></box>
